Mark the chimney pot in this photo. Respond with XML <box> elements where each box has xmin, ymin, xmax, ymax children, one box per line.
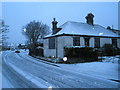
<box><xmin>85</xmin><ymin>13</ymin><xmax>94</xmax><ymax>25</ymax></box>
<box><xmin>52</xmin><ymin>18</ymin><xmax>58</xmax><ymax>34</ymax></box>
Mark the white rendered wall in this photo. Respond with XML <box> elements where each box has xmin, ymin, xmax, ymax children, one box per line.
<box><xmin>80</xmin><ymin>37</ymin><xmax>85</xmax><ymax>46</ymax></box>
<box><xmin>64</xmin><ymin>36</ymin><xmax>73</xmax><ymax>46</ymax></box>
<box><xmin>89</xmin><ymin>38</ymin><xmax>94</xmax><ymax>47</ymax></box>
<box><xmin>57</xmin><ymin>36</ymin><xmax>64</xmax><ymax>58</ymax></box>
<box><xmin>100</xmin><ymin>38</ymin><xmax>112</xmax><ymax>47</ymax></box>
<box><xmin>43</xmin><ymin>39</ymin><xmax>56</xmax><ymax>57</ymax></box>
<box><xmin>117</xmin><ymin>39</ymin><xmax>120</xmax><ymax>48</ymax></box>
<box><xmin>44</xmin><ymin>36</ymin><xmax>119</xmax><ymax>58</ymax></box>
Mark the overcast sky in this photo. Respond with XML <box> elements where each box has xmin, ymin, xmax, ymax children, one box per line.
<box><xmin>2</xmin><ymin>2</ymin><xmax>118</xmax><ymax>45</ymax></box>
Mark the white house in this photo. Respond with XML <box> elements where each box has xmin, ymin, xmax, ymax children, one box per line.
<box><xmin>43</xmin><ymin>13</ymin><xmax>120</xmax><ymax>59</ymax></box>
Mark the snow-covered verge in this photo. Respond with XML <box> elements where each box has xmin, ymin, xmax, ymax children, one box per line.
<box><xmin>59</xmin><ymin>56</ymin><xmax>119</xmax><ymax>81</ymax></box>
<box><xmin>99</xmin><ymin>56</ymin><xmax>120</xmax><ymax>64</ymax></box>
<box><xmin>0</xmin><ymin>51</ymin><xmax>2</xmax><ymax>89</ymax></box>
<box><xmin>19</xmin><ymin>50</ymin><xmax>119</xmax><ymax>82</ymax></box>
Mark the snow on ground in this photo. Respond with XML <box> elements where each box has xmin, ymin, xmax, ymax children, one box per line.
<box><xmin>2</xmin><ymin>75</ymin><xmax>14</xmax><ymax>88</ymax></box>
<box><xmin>2</xmin><ymin>50</ymin><xmax>119</xmax><ymax>88</ymax></box>
<box><xmin>19</xmin><ymin>49</ymin><xmax>29</xmax><ymax>54</ymax></box>
<box><xmin>3</xmin><ymin>50</ymin><xmax>54</xmax><ymax>88</ymax></box>
<box><xmin>0</xmin><ymin>72</ymin><xmax>1</xmax><ymax>89</ymax></box>
<box><xmin>59</xmin><ymin>56</ymin><xmax>119</xmax><ymax>81</ymax></box>
<box><xmin>59</xmin><ymin>62</ymin><xmax>118</xmax><ymax>81</ymax></box>
<box><xmin>2</xmin><ymin>51</ymin><xmax>15</xmax><ymax>88</ymax></box>
<box><xmin>0</xmin><ymin>51</ymin><xmax>2</xmax><ymax>89</ymax></box>
<box><xmin>19</xmin><ymin>50</ymin><xmax>119</xmax><ymax>81</ymax></box>
<box><xmin>5</xmin><ymin>60</ymin><xmax>48</xmax><ymax>88</ymax></box>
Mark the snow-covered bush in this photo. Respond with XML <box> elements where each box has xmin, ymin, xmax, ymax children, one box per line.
<box><xmin>100</xmin><ymin>55</ymin><xmax>120</xmax><ymax>64</ymax></box>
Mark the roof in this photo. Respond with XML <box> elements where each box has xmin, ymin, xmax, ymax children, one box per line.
<box><xmin>44</xmin><ymin>21</ymin><xmax>120</xmax><ymax>38</ymax></box>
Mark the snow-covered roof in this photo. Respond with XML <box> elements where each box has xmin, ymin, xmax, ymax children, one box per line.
<box><xmin>64</xmin><ymin>46</ymin><xmax>92</xmax><ymax>48</ymax></box>
<box><xmin>44</xmin><ymin>21</ymin><xmax>120</xmax><ymax>38</ymax></box>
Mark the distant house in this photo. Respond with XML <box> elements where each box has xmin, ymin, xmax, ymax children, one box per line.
<box><xmin>107</xmin><ymin>26</ymin><xmax>120</xmax><ymax>36</ymax></box>
<box><xmin>43</xmin><ymin>13</ymin><xmax>120</xmax><ymax>58</ymax></box>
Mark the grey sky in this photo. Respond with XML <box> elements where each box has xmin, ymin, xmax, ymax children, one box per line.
<box><xmin>2</xmin><ymin>2</ymin><xmax>118</xmax><ymax>45</ymax></box>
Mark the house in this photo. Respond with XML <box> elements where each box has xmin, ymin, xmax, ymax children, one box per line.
<box><xmin>107</xmin><ymin>26</ymin><xmax>120</xmax><ymax>36</ymax></box>
<box><xmin>43</xmin><ymin>13</ymin><xmax>120</xmax><ymax>59</ymax></box>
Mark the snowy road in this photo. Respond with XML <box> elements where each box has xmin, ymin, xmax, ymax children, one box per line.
<box><xmin>2</xmin><ymin>51</ymin><xmax>119</xmax><ymax>88</ymax></box>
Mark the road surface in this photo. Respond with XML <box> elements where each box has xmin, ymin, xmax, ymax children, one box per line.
<box><xmin>2</xmin><ymin>51</ymin><xmax>119</xmax><ymax>88</ymax></box>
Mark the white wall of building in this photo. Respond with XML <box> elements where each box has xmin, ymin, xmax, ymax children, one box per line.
<box><xmin>89</xmin><ymin>38</ymin><xmax>94</xmax><ymax>47</ymax></box>
<box><xmin>57</xmin><ymin>36</ymin><xmax>73</xmax><ymax>58</ymax></box>
<box><xmin>57</xmin><ymin>36</ymin><xmax>64</xmax><ymax>58</ymax></box>
<box><xmin>43</xmin><ymin>39</ymin><xmax>56</xmax><ymax>57</ymax></box>
<box><xmin>44</xmin><ymin>36</ymin><xmax>120</xmax><ymax>58</ymax></box>
<box><xmin>100</xmin><ymin>38</ymin><xmax>112</xmax><ymax>47</ymax></box>
<box><xmin>44</xmin><ymin>36</ymin><xmax>65</xmax><ymax>58</ymax></box>
<box><xmin>64</xmin><ymin>36</ymin><xmax>73</xmax><ymax>46</ymax></box>
<box><xmin>80</xmin><ymin>37</ymin><xmax>84</xmax><ymax>46</ymax></box>
<box><xmin>117</xmin><ymin>39</ymin><xmax>120</xmax><ymax>48</ymax></box>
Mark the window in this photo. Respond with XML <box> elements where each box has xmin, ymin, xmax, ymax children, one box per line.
<box><xmin>84</xmin><ymin>37</ymin><xmax>90</xmax><ymax>47</ymax></box>
<box><xmin>95</xmin><ymin>38</ymin><xmax>100</xmax><ymax>48</ymax></box>
<box><xmin>49</xmin><ymin>38</ymin><xmax>55</xmax><ymax>49</ymax></box>
<box><xmin>112</xmin><ymin>39</ymin><xmax>117</xmax><ymax>47</ymax></box>
<box><xmin>73</xmin><ymin>37</ymin><xmax>80</xmax><ymax>46</ymax></box>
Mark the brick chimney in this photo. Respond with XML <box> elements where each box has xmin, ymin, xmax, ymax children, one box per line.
<box><xmin>85</xmin><ymin>13</ymin><xmax>94</xmax><ymax>25</ymax></box>
<box><xmin>52</xmin><ymin>18</ymin><xmax>58</xmax><ymax>34</ymax></box>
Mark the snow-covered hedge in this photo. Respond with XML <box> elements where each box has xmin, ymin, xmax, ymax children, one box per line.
<box><xmin>64</xmin><ymin>47</ymin><xmax>98</xmax><ymax>63</ymax></box>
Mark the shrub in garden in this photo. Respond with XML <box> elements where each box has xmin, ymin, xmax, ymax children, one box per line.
<box><xmin>35</xmin><ymin>48</ymin><xmax>44</xmax><ymax>57</ymax></box>
<box><xmin>102</xmin><ymin>44</ymin><xmax>119</xmax><ymax>56</ymax></box>
<box><xmin>64</xmin><ymin>47</ymin><xmax>98</xmax><ymax>63</ymax></box>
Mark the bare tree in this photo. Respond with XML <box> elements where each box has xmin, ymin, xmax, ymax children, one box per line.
<box><xmin>0</xmin><ymin>19</ymin><xmax>9</xmax><ymax>49</ymax></box>
<box><xmin>22</xmin><ymin>20</ymin><xmax>50</xmax><ymax>55</ymax></box>
<box><xmin>22</xmin><ymin>20</ymin><xmax>50</xmax><ymax>45</ymax></box>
